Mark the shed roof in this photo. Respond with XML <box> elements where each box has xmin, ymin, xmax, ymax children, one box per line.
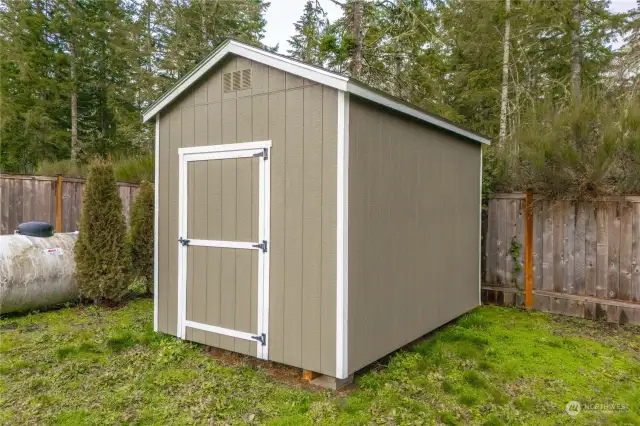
<box><xmin>142</xmin><ymin>39</ymin><xmax>490</xmax><ymax>145</ymax></box>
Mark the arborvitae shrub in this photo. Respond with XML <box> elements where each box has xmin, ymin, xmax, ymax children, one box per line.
<box><xmin>130</xmin><ymin>180</ymin><xmax>154</xmax><ymax>293</ymax></box>
<box><xmin>75</xmin><ymin>159</ymin><xmax>131</xmax><ymax>302</ymax></box>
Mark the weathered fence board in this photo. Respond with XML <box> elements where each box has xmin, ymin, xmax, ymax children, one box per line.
<box><xmin>0</xmin><ymin>174</ymin><xmax>139</xmax><ymax>234</ymax></box>
<box><xmin>483</xmin><ymin>194</ymin><xmax>640</xmax><ymax>325</ymax></box>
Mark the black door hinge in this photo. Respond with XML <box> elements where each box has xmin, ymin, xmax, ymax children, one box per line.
<box><xmin>178</xmin><ymin>237</ymin><xmax>190</xmax><ymax>246</ymax></box>
<box><xmin>251</xmin><ymin>333</ymin><xmax>267</xmax><ymax>346</ymax></box>
<box><xmin>253</xmin><ymin>148</ymin><xmax>268</xmax><ymax>160</ymax></box>
<box><xmin>252</xmin><ymin>240</ymin><xmax>267</xmax><ymax>253</ymax></box>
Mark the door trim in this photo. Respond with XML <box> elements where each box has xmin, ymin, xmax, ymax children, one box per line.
<box><xmin>177</xmin><ymin>140</ymin><xmax>271</xmax><ymax>360</ymax></box>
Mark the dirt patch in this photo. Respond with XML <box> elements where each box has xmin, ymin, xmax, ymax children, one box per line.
<box><xmin>202</xmin><ymin>346</ymin><xmax>354</xmax><ymax>394</ymax></box>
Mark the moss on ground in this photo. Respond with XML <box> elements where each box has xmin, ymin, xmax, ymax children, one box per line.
<box><xmin>0</xmin><ymin>300</ymin><xmax>638</xmax><ymax>425</ymax></box>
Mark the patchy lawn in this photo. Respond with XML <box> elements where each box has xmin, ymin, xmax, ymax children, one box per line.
<box><xmin>1</xmin><ymin>299</ymin><xmax>639</xmax><ymax>425</ymax></box>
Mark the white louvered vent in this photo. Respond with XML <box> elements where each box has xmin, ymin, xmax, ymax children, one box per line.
<box><xmin>223</xmin><ymin>69</ymin><xmax>252</xmax><ymax>92</ymax></box>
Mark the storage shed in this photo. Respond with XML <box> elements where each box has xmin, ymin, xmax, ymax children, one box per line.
<box><xmin>144</xmin><ymin>39</ymin><xmax>489</xmax><ymax>388</ymax></box>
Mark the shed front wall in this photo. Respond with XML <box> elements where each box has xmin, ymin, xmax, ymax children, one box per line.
<box><xmin>347</xmin><ymin>97</ymin><xmax>481</xmax><ymax>374</ymax></box>
<box><xmin>157</xmin><ymin>55</ymin><xmax>338</xmax><ymax>375</ymax></box>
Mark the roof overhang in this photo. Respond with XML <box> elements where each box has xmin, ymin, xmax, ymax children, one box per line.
<box><xmin>142</xmin><ymin>39</ymin><xmax>490</xmax><ymax>145</ymax></box>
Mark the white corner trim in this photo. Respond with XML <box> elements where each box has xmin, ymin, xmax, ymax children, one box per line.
<box><xmin>479</xmin><ymin>147</ymin><xmax>483</xmax><ymax>306</ymax></box>
<box><xmin>346</xmin><ymin>82</ymin><xmax>491</xmax><ymax>145</ymax></box>
<box><xmin>153</xmin><ymin>114</ymin><xmax>160</xmax><ymax>332</ymax></box>
<box><xmin>336</xmin><ymin>91</ymin><xmax>350</xmax><ymax>379</ymax></box>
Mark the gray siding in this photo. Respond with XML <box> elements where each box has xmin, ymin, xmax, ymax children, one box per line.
<box><xmin>347</xmin><ymin>97</ymin><xmax>481</xmax><ymax>374</ymax></box>
<box><xmin>157</xmin><ymin>55</ymin><xmax>338</xmax><ymax>375</ymax></box>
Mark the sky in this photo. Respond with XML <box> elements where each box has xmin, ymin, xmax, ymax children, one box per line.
<box><xmin>263</xmin><ymin>0</ymin><xmax>638</xmax><ymax>53</ymax></box>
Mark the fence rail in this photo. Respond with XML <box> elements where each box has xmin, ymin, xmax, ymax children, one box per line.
<box><xmin>0</xmin><ymin>174</ymin><xmax>139</xmax><ymax>234</ymax></box>
<box><xmin>483</xmin><ymin>193</ymin><xmax>640</xmax><ymax>325</ymax></box>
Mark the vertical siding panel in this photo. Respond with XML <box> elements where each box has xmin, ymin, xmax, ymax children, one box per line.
<box><xmin>206</xmin><ymin>158</ymin><xmax>222</xmax><ymax>348</ymax></box>
<box><xmin>220</xmin><ymin>99</ymin><xmax>237</xmax><ymax>351</ymax></box>
<box><xmin>192</xmin><ymin>106</ymin><xmax>208</xmax><ymax>344</ymax></box>
<box><xmin>620</xmin><ymin>203</ymin><xmax>633</xmax><ymax>301</ymax></box>
<box><xmin>268</xmin><ymin>89</ymin><xmax>286</xmax><ymax>363</ymax></box>
<box><xmin>596</xmin><ymin>203</ymin><xmax>608</xmax><ymax>298</ymax></box>
<box><xmin>235</xmin><ymin>96</ymin><xmax>253</xmax><ymax>355</ymax></box>
<box><xmin>194</xmin><ymin>79</ymin><xmax>208</xmax><ymax>105</ymax></box>
<box><xmin>234</xmin><ymin>157</ymin><xmax>253</xmax><ymax>354</ymax></box>
<box><xmin>158</xmin><ymin>114</ymin><xmax>171</xmax><ymax>333</ymax></box>
<box><xmin>268</xmin><ymin>68</ymin><xmax>285</xmax><ymax>92</ymax></box>
<box><xmin>208</xmin><ymin>103</ymin><xmax>222</xmax><ymax>145</ymax></box>
<box><xmin>207</xmin><ymin>67</ymin><xmax>222</xmax><ymax>103</ymax></box>
<box><xmin>286</xmin><ymin>73</ymin><xmax>304</xmax><ymax>89</ymax></box>
<box><xmin>320</xmin><ymin>86</ymin><xmax>337</xmax><ymax>375</ymax></box>
<box><xmin>585</xmin><ymin>202</ymin><xmax>597</xmax><ymax>297</ymax></box>
<box><xmin>564</xmin><ymin>203</ymin><xmax>575</xmax><ymax>293</ymax></box>
<box><xmin>607</xmin><ymin>202</ymin><xmax>620</xmax><ymax>299</ymax></box>
<box><xmin>633</xmin><ymin>203</ymin><xmax>640</xmax><ymax>302</ymax></box>
<box><xmin>251</xmin><ymin>62</ymin><xmax>269</xmax><ymax>95</ymax></box>
<box><xmin>574</xmin><ymin>203</ymin><xmax>587</xmax><ymax>294</ymax></box>
<box><xmin>167</xmin><ymin>107</ymin><xmax>182</xmax><ymax>335</ymax></box>
<box><xmin>283</xmin><ymin>87</ymin><xmax>304</xmax><ymax>368</ymax></box>
<box><xmin>552</xmin><ymin>202</ymin><xmax>565</xmax><ymax>293</ymax></box>
<box><xmin>301</xmin><ymin>84</ymin><xmax>323</xmax><ymax>371</ymax></box>
<box><xmin>533</xmin><ymin>203</ymin><xmax>543</xmax><ymax>290</ymax></box>
<box><xmin>182</xmin><ymin>107</ymin><xmax>195</xmax><ymax>341</ymax></box>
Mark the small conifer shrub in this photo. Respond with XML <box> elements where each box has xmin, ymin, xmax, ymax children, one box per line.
<box><xmin>75</xmin><ymin>159</ymin><xmax>131</xmax><ymax>302</ymax></box>
<box><xmin>129</xmin><ymin>180</ymin><xmax>154</xmax><ymax>293</ymax></box>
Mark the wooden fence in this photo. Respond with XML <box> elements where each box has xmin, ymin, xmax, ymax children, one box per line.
<box><xmin>0</xmin><ymin>174</ymin><xmax>140</xmax><ymax>234</ymax></box>
<box><xmin>483</xmin><ymin>193</ymin><xmax>640</xmax><ymax>325</ymax></box>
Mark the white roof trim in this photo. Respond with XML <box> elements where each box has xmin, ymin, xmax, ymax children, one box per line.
<box><xmin>142</xmin><ymin>39</ymin><xmax>490</xmax><ymax>145</ymax></box>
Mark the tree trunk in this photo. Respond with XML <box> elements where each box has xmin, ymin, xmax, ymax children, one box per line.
<box><xmin>571</xmin><ymin>0</ymin><xmax>582</xmax><ymax>100</ymax></box>
<box><xmin>70</xmin><ymin>0</ymin><xmax>78</xmax><ymax>161</ymax></box>
<box><xmin>498</xmin><ymin>0</ymin><xmax>510</xmax><ymax>150</ymax></box>
<box><xmin>349</xmin><ymin>0</ymin><xmax>363</xmax><ymax>78</ymax></box>
<box><xmin>394</xmin><ymin>0</ymin><xmax>403</xmax><ymax>97</ymax></box>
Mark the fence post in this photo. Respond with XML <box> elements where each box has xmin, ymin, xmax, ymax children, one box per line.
<box><xmin>55</xmin><ymin>175</ymin><xmax>63</xmax><ymax>232</ymax></box>
<box><xmin>524</xmin><ymin>192</ymin><xmax>534</xmax><ymax>309</ymax></box>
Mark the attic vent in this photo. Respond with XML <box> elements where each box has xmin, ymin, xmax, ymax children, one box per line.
<box><xmin>223</xmin><ymin>69</ymin><xmax>252</xmax><ymax>92</ymax></box>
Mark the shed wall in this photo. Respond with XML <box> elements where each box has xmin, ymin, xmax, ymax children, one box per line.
<box><xmin>157</xmin><ymin>55</ymin><xmax>338</xmax><ymax>375</ymax></box>
<box><xmin>347</xmin><ymin>97</ymin><xmax>481</xmax><ymax>374</ymax></box>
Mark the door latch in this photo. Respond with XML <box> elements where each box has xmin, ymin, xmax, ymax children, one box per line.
<box><xmin>178</xmin><ymin>237</ymin><xmax>190</xmax><ymax>246</ymax></box>
<box><xmin>252</xmin><ymin>240</ymin><xmax>267</xmax><ymax>253</ymax></box>
<box><xmin>251</xmin><ymin>333</ymin><xmax>267</xmax><ymax>346</ymax></box>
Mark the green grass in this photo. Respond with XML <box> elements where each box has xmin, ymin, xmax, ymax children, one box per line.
<box><xmin>1</xmin><ymin>301</ymin><xmax>638</xmax><ymax>425</ymax></box>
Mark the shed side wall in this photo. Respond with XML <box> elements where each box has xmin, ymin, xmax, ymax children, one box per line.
<box><xmin>157</xmin><ymin>55</ymin><xmax>338</xmax><ymax>375</ymax></box>
<box><xmin>347</xmin><ymin>97</ymin><xmax>481</xmax><ymax>374</ymax></box>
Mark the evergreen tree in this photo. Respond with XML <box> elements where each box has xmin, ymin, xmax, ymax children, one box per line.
<box><xmin>287</xmin><ymin>0</ymin><xmax>327</xmax><ymax>65</ymax></box>
<box><xmin>75</xmin><ymin>159</ymin><xmax>131</xmax><ymax>302</ymax></box>
<box><xmin>129</xmin><ymin>180</ymin><xmax>155</xmax><ymax>294</ymax></box>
